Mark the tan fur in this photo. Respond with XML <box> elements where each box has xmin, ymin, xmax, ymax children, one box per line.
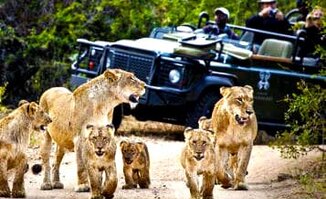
<box><xmin>198</xmin><ymin>116</ymin><xmax>212</xmax><ymax>131</ymax></box>
<box><xmin>211</xmin><ymin>85</ymin><xmax>257</xmax><ymax>190</ymax></box>
<box><xmin>0</xmin><ymin>102</ymin><xmax>52</xmax><ymax>198</ymax></box>
<box><xmin>76</xmin><ymin>124</ymin><xmax>117</xmax><ymax>199</ymax></box>
<box><xmin>180</xmin><ymin>128</ymin><xmax>215</xmax><ymax>199</ymax></box>
<box><xmin>120</xmin><ymin>140</ymin><xmax>150</xmax><ymax>189</ymax></box>
<box><xmin>38</xmin><ymin>69</ymin><xmax>145</xmax><ymax>191</ymax></box>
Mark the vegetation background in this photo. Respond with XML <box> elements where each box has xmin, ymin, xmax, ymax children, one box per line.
<box><xmin>0</xmin><ymin>0</ymin><xmax>324</xmax><ymax>105</ymax></box>
<box><xmin>0</xmin><ymin>0</ymin><xmax>325</xmax><ymax>197</ymax></box>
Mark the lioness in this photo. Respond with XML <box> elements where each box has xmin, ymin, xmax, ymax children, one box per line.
<box><xmin>38</xmin><ymin>69</ymin><xmax>146</xmax><ymax>191</ymax></box>
<box><xmin>0</xmin><ymin>101</ymin><xmax>52</xmax><ymax>198</ymax></box>
<box><xmin>120</xmin><ymin>140</ymin><xmax>150</xmax><ymax>189</ymax></box>
<box><xmin>180</xmin><ymin>127</ymin><xmax>215</xmax><ymax>199</ymax></box>
<box><xmin>76</xmin><ymin>124</ymin><xmax>117</xmax><ymax>199</ymax></box>
<box><xmin>211</xmin><ymin>85</ymin><xmax>257</xmax><ymax>190</ymax></box>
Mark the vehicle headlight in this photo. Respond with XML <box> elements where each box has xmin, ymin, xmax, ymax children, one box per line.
<box><xmin>169</xmin><ymin>69</ymin><xmax>181</xmax><ymax>84</ymax></box>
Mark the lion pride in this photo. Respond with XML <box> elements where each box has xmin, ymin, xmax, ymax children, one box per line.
<box><xmin>38</xmin><ymin>69</ymin><xmax>145</xmax><ymax>191</ymax></box>
<box><xmin>211</xmin><ymin>85</ymin><xmax>257</xmax><ymax>190</ymax></box>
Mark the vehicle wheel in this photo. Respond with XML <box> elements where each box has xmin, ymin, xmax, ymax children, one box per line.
<box><xmin>185</xmin><ymin>91</ymin><xmax>221</xmax><ymax>128</ymax></box>
<box><xmin>112</xmin><ymin>105</ymin><xmax>123</xmax><ymax>130</ymax></box>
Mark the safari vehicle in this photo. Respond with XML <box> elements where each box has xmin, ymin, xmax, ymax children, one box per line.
<box><xmin>70</xmin><ymin>12</ymin><xmax>325</xmax><ymax>133</ymax></box>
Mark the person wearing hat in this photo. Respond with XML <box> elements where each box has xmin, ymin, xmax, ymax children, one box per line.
<box><xmin>299</xmin><ymin>6</ymin><xmax>325</xmax><ymax>57</ymax></box>
<box><xmin>246</xmin><ymin>0</ymin><xmax>292</xmax><ymax>44</ymax></box>
<box><xmin>203</xmin><ymin>7</ymin><xmax>239</xmax><ymax>40</ymax></box>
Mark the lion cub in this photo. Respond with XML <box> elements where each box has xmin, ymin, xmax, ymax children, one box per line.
<box><xmin>180</xmin><ymin>127</ymin><xmax>216</xmax><ymax>199</ymax></box>
<box><xmin>76</xmin><ymin>124</ymin><xmax>117</xmax><ymax>199</ymax></box>
<box><xmin>0</xmin><ymin>101</ymin><xmax>52</xmax><ymax>198</ymax></box>
<box><xmin>120</xmin><ymin>140</ymin><xmax>150</xmax><ymax>189</ymax></box>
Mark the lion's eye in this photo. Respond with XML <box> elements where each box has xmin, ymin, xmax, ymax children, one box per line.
<box><xmin>202</xmin><ymin>141</ymin><xmax>206</xmax><ymax>146</ymax></box>
<box><xmin>236</xmin><ymin>98</ymin><xmax>243</xmax><ymax>104</ymax></box>
<box><xmin>129</xmin><ymin>76</ymin><xmax>136</xmax><ymax>83</ymax></box>
<box><xmin>192</xmin><ymin>140</ymin><xmax>197</xmax><ymax>144</ymax></box>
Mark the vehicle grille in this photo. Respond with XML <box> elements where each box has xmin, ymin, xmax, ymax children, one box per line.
<box><xmin>110</xmin><ymin>49</ymin><xmax>155</xmax><ymax>84</ymax></box>
<box><xmin>156</xmin><ymin>61</ymin><xmax>174</xmax><ymax>86</ymax></box>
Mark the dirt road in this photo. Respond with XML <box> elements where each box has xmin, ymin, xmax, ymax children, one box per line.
<box><xmin>6</xmin><ymin>135</ymin><xmax>321</xmax><ymax>199</ymax></box>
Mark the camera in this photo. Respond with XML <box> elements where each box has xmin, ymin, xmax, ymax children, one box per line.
<box><xmin>269</xmin><ymin>9</ymin><xmax>278</xmax><ymax>17</ymax></box>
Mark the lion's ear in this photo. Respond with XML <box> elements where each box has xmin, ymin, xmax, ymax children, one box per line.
<box><xmin>18</xmin><ymin>99</ymin><xmax>29</xmax><ymax>107</ymax></box>
<box><xmin>135</xmin><ymin>142</ymin><xmax>145</xmax><ymax>151</ymax></box>
<box><xmin>244</xmin><ymin>85</ymin><xmax>254</xmax><ymax>95</ymax></box>
<box><xmin>105</xmin><ymin>124</ymin><xmax>115</xmax><ymax>136</ymax></box>
<box><xmin>184</xmin><ymin>127</ymin><xmax>193</xmax><ymax>140</ymax></box>
<box><xmin>26</xmin><ymin>102</ymin><xmax>38</xmax><ymax>117</ymax></box>
<box><xmin>198</xmin><ymin>116</ymin><xmax>207</xmax><ymax>129</ymax></box>
<box><xmin>220</xmin><ymin>86</ymin><xmax>230</xmax><ymax>97</ymax></box>
<box><xmin>120</xmin><ymin>140</ymin><xmax>127</xmax><ymax>149</ymax></box>
<box><xmin>84</xmin><ymin>124</ymin><xmax>94</xmax><ymax>137</ymax></box>
<box><xmin>103</xmin><ymin>69</ymin><xmax>121</xmax><ymax>82</ymax></box>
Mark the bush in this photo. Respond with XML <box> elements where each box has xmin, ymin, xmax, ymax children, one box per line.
<box><xmin>270</xmin><ymin>75</ymin><xmax>326</xmax><ymax>159</ymax></box>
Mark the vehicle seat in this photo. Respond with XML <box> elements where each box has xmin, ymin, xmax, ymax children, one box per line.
<box><xmin>258</xmin><ymin>39</ymin><xmax>293</xmax><ymax>58</ymax></box>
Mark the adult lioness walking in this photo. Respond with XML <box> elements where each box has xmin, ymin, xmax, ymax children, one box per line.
<box><xmin>38</xmin><ymin>69</ymin><xmax>145</xmax><ymax>191</ymax></box>
<box><xmin>211</xmin><ymin>85</ymin><xmax>257</xmax><ymax>190</ymax></box>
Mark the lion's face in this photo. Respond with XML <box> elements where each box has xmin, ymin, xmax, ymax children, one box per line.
<box><xmin>24</xmin><ymin>102</ymin><xmax>52</xmax><ymax>132</ymax></box>
<box><xmin>120</xmin><ymin>141</ymin><xmax>145</xmax><ymax>165</ymax></box>
<box><xmin>184</xmin><ymin>127</ymin><xmax>214</xmax><ymax>161</ymax></box>
<box><xmin>104</xmin><ymin>69</ymin><xmax>146</xmax><ymax>108</ymax></box>
<box><xmin>220</xmin><ymin>85</ymin><xmax>255</xmax><ymax>126</ymax></box>
<box><xmin>85</xmin><ymin>124</ymin><xmax>115</xmax><ymax>157</ymax></box>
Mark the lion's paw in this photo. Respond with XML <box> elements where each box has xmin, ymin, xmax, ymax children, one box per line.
<box><xmin>0</xmin><ymin>189</ymin><xmax>11</xmax><ymax>198</ymax></box>
<box><xmin>90</xmin><ymin>195</ymin><xmax>104</xmax><ymax>199</ymax></box>
<box><xmin>234</xmin><ymin>182</ymin><xmax>248</xmax><ymax>190</ymax></box>
<box><xmin>122</xmin><ymin>184</ymin><xmax>137</xmax><ymax>189</ymax></box>
<box><xmin>52</xmin><ymin>181</ymin><xmax>64</xmax><ymax>189</ymax></box>
<box><xmin>102</xmin><ymin>194</ymin><xmax>114</xmax><ymax>199</ymax></box>
<box><xmin>11</xmin><ymin>190</ymin><xmax>26</xmax><ymax>198</ymax></box>
<box><xmin>74</xmin><ymin>184</ymin><xmax>90</xmax><ymax>192</ymax></box>
<box><xmin>40</xmin><ymin>182</ymin><xmax>53</xmax><ymax>190</ymax></box>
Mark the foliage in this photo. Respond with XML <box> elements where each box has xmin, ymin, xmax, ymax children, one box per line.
<box><xmin>270</xmin><ymin>74</ymin><xmax>326</xmax><ymax>159</ymax></box>
<box><xmin>0</xmin><ymin>83</ymin><xmax>7</xmax><ymax>113</ymax></box>
<box><xmin>0</xmin><ymin>0</ymin><xmax>325</xmax><ymax>106</ymax></box>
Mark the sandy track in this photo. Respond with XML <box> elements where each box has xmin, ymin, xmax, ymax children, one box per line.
<box><xmin>4</xmin><ymin>135</ymin><xmax>321</xmax><ymax>199</ymax></box>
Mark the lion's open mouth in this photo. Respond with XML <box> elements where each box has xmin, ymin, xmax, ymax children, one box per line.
<box><xmin>129</xmin><ymin>94</ymin><xmax>141</xmax><ymax>109</ymax></box>
<box><xmin>194</xmin><ymin>154</ymin><xmax>204</xmax><ymax>161</ymax></box>
<box><xmin>95</xmin><ymin>151</ymin><xmax>105</xmax><ymax>157</ymax></box>
<box><xmin>235</xmin><ymin>115</ymin><xmax>249</xmax><ymax>125</ymax></box>
<box><xmin>125</xmin><ymin>159</ymin><xmax>133</xmax><ymax>164</ymax></box>
<box><xmin>129</xmin><ymin>94</ymin><xmax>139</xmax><ymax>103</ymax></box>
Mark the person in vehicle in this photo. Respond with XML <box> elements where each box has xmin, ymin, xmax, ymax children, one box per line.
<box><xmin>246</xmin><ymin>0</ymin><xmax>292</xmax><ymax>44</ymax></box>
<box><xmin>300</xmin><ymin>6</ymin><xmax>325</xmax><ymax>57</ymax></box>
<box><xmin>203</xmin><ymin>7</ymin><xmax>239</xmax><ymax>40</ymax></box>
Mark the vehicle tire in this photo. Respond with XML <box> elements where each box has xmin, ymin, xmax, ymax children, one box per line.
<box><xmin>112</xmin><ymin>105</ymin><xmax>123</xmax><ymax>130</ymax></box>
<box><xmin>185</xmin><ymin>91</ymin><xmax>221</xmax><ymax>128</ymax></box>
